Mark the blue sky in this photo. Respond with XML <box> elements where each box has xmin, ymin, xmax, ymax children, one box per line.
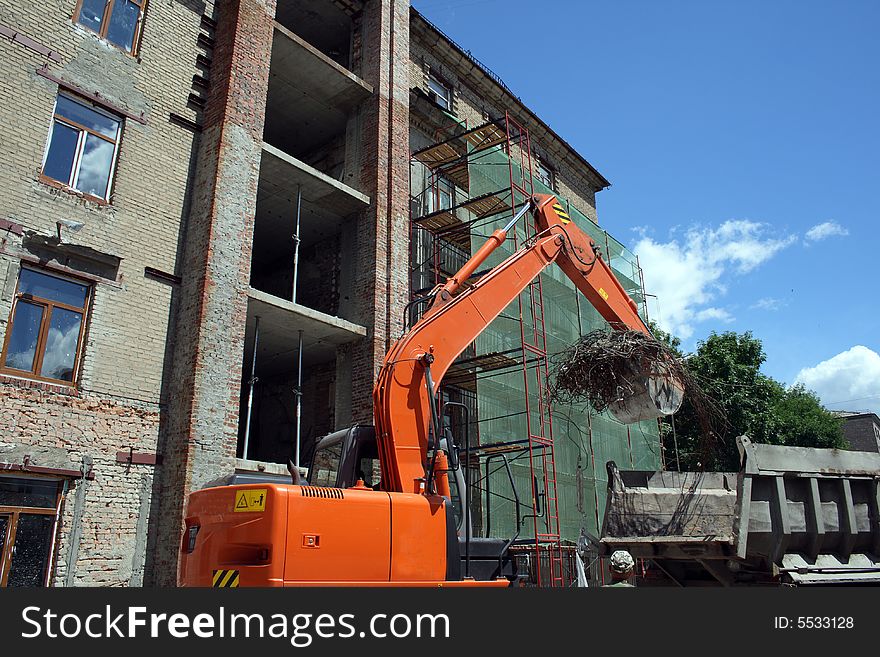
<box><xmin>412</xmin><ymin>0</ymin><xmax>880</xmax><ymax>413</ymax></box>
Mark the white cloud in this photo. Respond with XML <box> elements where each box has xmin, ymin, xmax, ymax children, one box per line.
<box><xmin>694</xmin><ymin>307</ymin><xmax>734</xmax><ymax>323</ymax></box>
<box><xmin>794</xmin><ymin>346</ymin><xmax>880</xmax><ymax>414</ymax></box>
<box><xmin>750</xmin><ymin>297</ymin><xmax>785</xmax><ymax>311</ymax></box>
<box><xmin>805</xmin><ymin>221</ymin><xmax>849</xmax><ymax>242</ymax></box>
<box><xmin>634</xmin><ymin>220</ymin><xmax>795</xmax><ymax>340</ymax></box>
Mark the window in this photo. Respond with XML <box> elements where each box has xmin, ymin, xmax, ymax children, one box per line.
<box><xmin>0</xmin><ymin>476</ymin><xmax>62</xmax><ymax>587</ymax></box>
<box><xmin>1</xmin><ymin>267</ymin><xmax>92</xmax><ymax>384</ymax></box>
<box><xmin>428</xmin><ymin>176</ymin><xmax>455</xmax><ymax>214</ymax></box>
<box><xmin>41</xmin><ymin>94</ymin><xmax>122</xmax><ymax>201</ymax></box>
<box><xmin>427</xmin><ymin>73</ymin><xmax>452</xmax><ymax>111</ymax></box>
<box><xmin>309</xmin><ymin>435</ymin><xmax>344</xmax><ymax>487</ymax></box>
<box><xmin>535</xmin><ymin>158</ymin><xmax>556</xmax><ymax>191</ymax></box>
<box><xmin>74</xmin><ymin>0</ymin><xmax>146</xmax><ymax>54</ymax></box>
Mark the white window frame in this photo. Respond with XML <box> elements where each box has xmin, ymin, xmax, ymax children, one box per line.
<box><xmin>428</xmin><ymin>176</ymin><xmax>455</xmax><ymax>214</ymax></box>
<box><xmin>427</xmin><ymin>74</ymin><xmax>452</xmax><ymax>111</ymax></box>
<box><xmin>40</xmin><ymin>93</ymin><xmax>123</xmax><ymax>202</ymax></box>
<box><xmin>535</xmin><ymin>158</ymin><xmax>556</xmax><ymax>191</ymax></box>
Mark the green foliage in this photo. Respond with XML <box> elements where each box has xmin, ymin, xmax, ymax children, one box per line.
<box><xmin>648</xmin><ymin>321</ymin><xmax>682</xmax><ymax>355</ymax></box>
<box><xmin>772</xmin><ymin>384</ymin><xmax>848</xmax><ymax>450</ymax></box>
<box><xmin>661</xmin><ymin>331</ymin><xmax>846</xmax><ymax>471</ymax></box>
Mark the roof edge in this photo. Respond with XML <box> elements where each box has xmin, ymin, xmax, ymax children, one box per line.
<box><xmin>410</xmin><ymin>7</ymin><xmax>611</xmax><ymax>191</ymax></box>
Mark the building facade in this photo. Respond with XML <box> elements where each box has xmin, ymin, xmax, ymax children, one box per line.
<box><xmin>836</xmin><ymin>412</ymin><xmax>880</xmax><ymax>453</ymax></box>
<box><xmin>0</xmin><ymin>0</ymin><xmax>658</xmax><ymax>587</ymax></box>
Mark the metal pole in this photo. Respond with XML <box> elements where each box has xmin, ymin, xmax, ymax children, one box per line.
<box><xmin>243</xmin><ymin>316</ymin><xmax>260</xmax><ymax>460</ymax></box>
<box><xmin>295</xmin><ymin>329</ymin><xmax>303</xmax><ymax>469</ymax></box>
<box><xmin>292</xmin><ymin>186</ymin><xmax>302</xmax><ymax>303</ymax></box>
<box><xmin>503</xmin><ymin>200</ymin><xmax>531</xmax><ymax>233</ymax></box>
<box><xmin>671</xmin><ymin>413</ymin><xmax>681</xmax><ymax>471</ymax></box>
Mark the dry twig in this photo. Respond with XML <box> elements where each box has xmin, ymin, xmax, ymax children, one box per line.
<box><xmin>549</xmin><ymin>330</ymin><xmax>727</xmax><ymax>463</ymax></box>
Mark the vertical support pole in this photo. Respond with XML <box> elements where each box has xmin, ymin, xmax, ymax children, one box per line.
<box><xmin>637</xmin><ymin>254</ymin><xmax>649</xmax><ymax>324</ymax></box>
<box><xmin>292</xmin><ymin>185</ymin><xmax>302</xmax><ymax>303</ymax></box>
<box><xmin>295</xmin><ymin>329</ymin><xmax>304</xmax><ymax>469</ymax></box>
<box><xmin>129</xmin><ymin>473</ymin><xmax>152</xmax><ymax>586</ymax></box>
<box><xmin>64</xmin><ymin>455</ymin><xmax>91</xmax><ymax>587</ymax></box>
<box><xmin>243</xmin><ymin>316</ymin><xmax>260</xmax><ymax>460</ymax></box>
<box><xmin>671</xmin><ymin>414</ymin><xmax>681</xmax><ymax>471</ymax></box>
<box><xmin>45</xmin><ymin>479</ymin><xmax>68</xmax><ymax>586</ymax></box>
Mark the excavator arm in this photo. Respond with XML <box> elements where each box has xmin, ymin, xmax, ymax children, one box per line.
<box><xmin>373</xmin><ymin>194</ymin><xmax>658</xmax><ymax>494</ymax></box>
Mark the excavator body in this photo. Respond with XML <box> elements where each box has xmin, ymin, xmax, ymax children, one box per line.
<box><xmin>179</xmin><ymin>194</ymin><xmax>682</xmax><ymax>587</ymax></box>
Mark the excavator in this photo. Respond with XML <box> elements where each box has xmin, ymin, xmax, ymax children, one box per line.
<box><xmin>178</xmin><ymin>194</ymin><xmax>683</xmax><ymax>587</ymax></box>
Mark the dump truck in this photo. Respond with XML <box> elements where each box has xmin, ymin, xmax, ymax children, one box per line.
<box><xmin>178</xmin><ymin>194</ymin><xmax>682</xmax><ymax>587</ymax></box>
<box><xmin>600</xmin><ymin>436</ymin><xmax>880</xmax><ymax>585</ymax></box>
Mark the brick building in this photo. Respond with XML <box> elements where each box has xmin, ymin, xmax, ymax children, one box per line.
<box><xmin>835</xmin><ymin>412</ymin><xmax>880</xmax><ymax>453</ymax></box>
<box><xmin>0</xmin><ymin>0</ymin><xmax>659</xmax><ymax>587</ymax></box>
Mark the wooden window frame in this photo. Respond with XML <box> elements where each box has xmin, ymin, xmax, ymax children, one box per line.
<box><xmin>73</xmin><ymin>0</ymin><xmax>148</xmax><ymax>56</ymax></box>
<box><xmin>39</xmin><ymin>92</ymin><xmax>123</xmax><ymax>203</ymax></box>
<box><xmin>0</xmin><ymin>266</ymin><xmax>93</xmax><ymax>387</ymax></box>
<box><xmin>0</xmin><ymin>478</ymin><xmax>63</xmax><ymax>588</ymax></box>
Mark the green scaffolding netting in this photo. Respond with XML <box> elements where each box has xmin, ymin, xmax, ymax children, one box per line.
<box><xmin>463</xmin><ymin>145</ymin><xmax>662</xmax><ymax>542</ymax></box>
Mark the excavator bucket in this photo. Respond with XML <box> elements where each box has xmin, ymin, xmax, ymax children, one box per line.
<box><xmin>606</xmin><ymin>359</ymin><xmax>685</xmax><ymax>424</ymax></box>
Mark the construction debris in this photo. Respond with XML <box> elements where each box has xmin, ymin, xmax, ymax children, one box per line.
<box><xmin>550</xmin><ymin>330</ymin><xmax>722</xmax><ymax>437</ymax></box>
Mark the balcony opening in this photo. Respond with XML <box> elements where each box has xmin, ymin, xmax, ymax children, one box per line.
<box><xmin>237</xmin><ymin>312</ymin><xmax>337</xmax><ymax>467</ymax></box>
<box><xmin>275</xmin><ymin>0</ymin><xmax>353</xmax><ymax>69</ymax></box>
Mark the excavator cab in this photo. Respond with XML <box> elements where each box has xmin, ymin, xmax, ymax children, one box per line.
<box><xmin>307</xmin><ymin>425</ymin><xmax>521</xmax><ymax>583</ymax></box>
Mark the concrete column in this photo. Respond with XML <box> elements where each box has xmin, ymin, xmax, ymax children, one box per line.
<box><xmin>349</xmin><ymin>0</ymin><xmax>411</xmax><ymax>424</ymax></box>
<box><xmin>147</xmin><ymin>0</ymin><xmax>276</xmax><ymax>585</ymax></box>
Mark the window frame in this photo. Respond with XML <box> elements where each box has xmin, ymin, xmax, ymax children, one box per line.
<box><xmin>73</xmin><ymin>0</ymin><xmax>147</xmax><ymax>56</ymax></box>
<box><xmin>535</xmin><ymin>158</ymin><xmax>556</xmax><ymax>191</ymax></box>
<box><xmin>0</xmin><ymin>266</ymin><xmax>93</xmax><ymax>387</ymax></box>
<box><xmin>39</xmin><ymin>93</ymin><xmax>123</xmax><ymax>203</ymax></box>
<box><xmin>427</xmin><ymin>73</ymin><xmax>453</xmax><ymax>112</ymax></box>
<box><xmin>0</xmin><ymin>475</ymin><xmax>63</xmax><ymax>588</ymax></box>
<box><xmin>428</xmin><ymin>175</ymin><xmax>455</xmax><ymax>214</ymax></box>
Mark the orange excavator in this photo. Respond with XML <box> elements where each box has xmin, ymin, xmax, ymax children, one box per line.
<box><xmin>178</xmin><ymin>194</ymin><xmax>682</xmax><ymax>587</ymax></box>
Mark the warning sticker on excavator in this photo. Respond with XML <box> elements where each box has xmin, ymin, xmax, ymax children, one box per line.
<box><xmin>234</xmin><ymin>489</ymin><xmax>267</xmax><ymax>513</ymax></box>
<box><xmin>598</xmin><ymin>287</ymin><xmax>609</xmax><ymax>301</ymax></box>
<box><xmin>552</xmin><ymin>203</ymin><xmax>571</xmax><ymax>224</ymax></box>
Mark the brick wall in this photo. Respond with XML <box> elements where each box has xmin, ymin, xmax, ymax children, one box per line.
<box><xmin>0</xmin><ymin>0</ymin><xmax>214</xmax><ymax>585</ymax></box>
<box><xmin>148</xmin><ymin>0</ymin><xmax>276</xmax><ymax>586</ymax></box>
<box><xmin>348</xmin><ymin>0</ymin><xmax>411</xmax><ymax>424</ymax></box>
<box><xmin>842</xmin><ymin>414</ymin><xmax>880</xmax><ymax>453</ymax></box>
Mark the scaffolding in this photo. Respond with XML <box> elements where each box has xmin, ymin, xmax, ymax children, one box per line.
<box><xmin>409</xmin><ymin>112</ymin><xmax>662</xmax><ymax>587</ymax></box>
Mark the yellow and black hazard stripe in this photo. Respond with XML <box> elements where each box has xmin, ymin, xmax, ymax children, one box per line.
<box><xmin>212</xmin><ymin>569</ymin><xmax>240</xmax><ymax>588</ymax></box>
<box><xmin>551</xmin><ymin>203</ymin><xmax>571</xmax><ymax>224</ymax></box>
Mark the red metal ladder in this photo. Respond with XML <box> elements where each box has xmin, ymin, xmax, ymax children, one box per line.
<box><xmin>503</xmin><ymin>112</ymin><xmax>565</xmax><ymax>587</ymax></box>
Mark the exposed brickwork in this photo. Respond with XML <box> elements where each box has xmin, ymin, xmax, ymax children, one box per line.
<box><xmin>349</xmin><ymin>0</ymin><xmax>411</xmax><ymax>424</ymax></box>
<box><xmin>840</xmin><ymin>414</ymin><xmax>880</xmax><ymax>453</ymax></box>
<box><xmin>0</xmin><ymin>382</ymin><xmax>159</xmax><ymax>585</ymax></box>
<box><xmin>148</xmin><ymin>0</ymin><xmax>276</xmax><ymax>586</ymax></box>
<box><xmin>296</xmin><ymin>234</ymin><xmax>341</xmax><ymax>316</ymax></box>
<box><xmin>0</xmin><ymin>0</ymin><xmax>214</xmax><ymax>586</ymax></box>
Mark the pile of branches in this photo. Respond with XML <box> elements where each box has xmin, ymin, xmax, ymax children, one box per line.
<box><xmin>549</xmin><ymin>329</ymin><xmax>726</xmax><ymax>448</ymax></box>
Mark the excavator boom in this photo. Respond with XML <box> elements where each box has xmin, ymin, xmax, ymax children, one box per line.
<box><xmin>373</xmin><ymin>194</ymin><xmax>678</xmax><ymax>495</ymax></box>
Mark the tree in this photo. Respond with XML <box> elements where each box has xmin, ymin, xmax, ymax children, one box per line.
<box><xmin>660</xmin><ymin>330</ymin><xmax>846</xmax><ymax>471</ymax></box>
<box><xmin>648</xmin><ymin>321</ymin><xmax>682</xmax><ymax>355</ymax></box>
<box><xmin>772</xmin><ymin>384</ymin><xmax>847</xmax><ymax>450</ymax></box>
